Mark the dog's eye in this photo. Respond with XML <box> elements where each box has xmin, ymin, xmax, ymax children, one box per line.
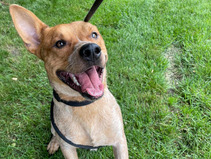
<box><xmin>55</xmin><ymin>40</ymin><xmax>66</xmax><ymax>48</ymax></box>
<box><xmin>91</xmin><ymin>32</ymin><xmax>98</xmax><ymax>39</ymax></box>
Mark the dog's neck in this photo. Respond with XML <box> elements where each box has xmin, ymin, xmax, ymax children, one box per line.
<box><xmin>52</xmin><ymin>81</ymin><xmax>87</xmax><ymax>102</ymax></box>
<box><xmin>56</xmin><ymin>91</ymin><xmax>87</xmax><ymax>102</ymax></box>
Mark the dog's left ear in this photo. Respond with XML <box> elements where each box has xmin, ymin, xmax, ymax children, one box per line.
<box><xmin>10</xmin><ymin>4</ymin><xmax>48</xmax><ymax>58</ymax></box>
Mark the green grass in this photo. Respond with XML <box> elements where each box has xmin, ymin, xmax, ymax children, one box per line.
<box><xmin>0</xmin><ymin>0</ymin><xmax>210</xmax><ymax>158</ymax></box>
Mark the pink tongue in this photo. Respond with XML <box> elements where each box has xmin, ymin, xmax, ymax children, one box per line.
<box><xmin>76</xmin><ymin>66</ymin><xmax>104</xmax><ymax>98</ymax></box>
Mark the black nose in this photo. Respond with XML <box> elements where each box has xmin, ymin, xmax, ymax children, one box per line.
<box><xmin>79</xmin><ymin>43</ymin><xmax>101</xmax><ymax>62</ymax></box>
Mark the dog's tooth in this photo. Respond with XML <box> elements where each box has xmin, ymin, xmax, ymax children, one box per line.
<box><xmin>70</xmin><ymin>74</ymin><xmax>80</xmax><ymax>86</ymax></box>
<box><xmin>73</xmin><ymin>76</ymin><xmax>80</xmax><ymax>86</ymax></box>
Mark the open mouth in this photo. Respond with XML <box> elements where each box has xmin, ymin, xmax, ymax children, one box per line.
<box><xmin>56</xmin><ymin>66</ymin><xmax>104</xmax><ymax>100</ymax></box>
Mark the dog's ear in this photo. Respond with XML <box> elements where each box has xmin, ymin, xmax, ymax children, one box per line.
<box><xmin>9</xmin><ymin>4</ymin><xmax>48</xmax><ymax>58</ymax></box>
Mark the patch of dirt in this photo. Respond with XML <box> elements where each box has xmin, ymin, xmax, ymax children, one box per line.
<box><xmin>164</xmin><ymin>45</ymin><xmax>182</xmax><ymax>93</ymax></box>
<box><xmin>6</xmin><ymin>45</ymin><xmax>21</xmax><ymax>57</ymax></box>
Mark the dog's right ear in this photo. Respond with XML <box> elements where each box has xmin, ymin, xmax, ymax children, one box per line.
<box><xmin>9</xmin><ymin>4</ymin><xmax>48</xmax><ymax>58</ymax></box>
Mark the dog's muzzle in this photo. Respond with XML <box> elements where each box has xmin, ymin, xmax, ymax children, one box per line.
<box><xmin>79</xmin><ymin>43</ymin><xmax>101</xmax><ymax>62</ymax></box>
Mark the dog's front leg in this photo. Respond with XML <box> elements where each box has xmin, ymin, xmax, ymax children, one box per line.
<box><xmin>47</xmin><ymin>136</ymin><xmax>60</xmax><ymax>154</ymax></box>
<box><xmin>113</xmin><ymin>135</ymin><xmax>128</xmax><ymax>159</ymax></box>
<box><xmin>60</xmin><ymin>144</ymin><xmax>78</xmax><ymax>159</ymax></box>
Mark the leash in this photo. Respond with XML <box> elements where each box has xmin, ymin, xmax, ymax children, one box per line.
<box><xmin>50</xmin><ymin>90</ymin><xmax>102</xmax><ymax>149</ymax></box>
<box><xmin>84</xmin><ymin>0</ymin><xmax>103</xmax><ymax>22</ymax></box>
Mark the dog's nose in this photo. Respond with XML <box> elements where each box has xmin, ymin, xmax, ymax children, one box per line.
<box><xmin>79</xmin><ymin>43</ymin><xmax>101</xmax><ymax>62</ymax></box>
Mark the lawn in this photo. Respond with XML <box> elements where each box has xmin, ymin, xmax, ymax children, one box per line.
<box><xmin>0</xmin><ymin>0</ymin><xmax>210</xmax><ymax>158</ymax></box>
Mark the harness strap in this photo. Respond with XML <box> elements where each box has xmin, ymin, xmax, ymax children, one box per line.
<box><xmin>51</xmin><ymin>100</ymin><xmax>101</xmax><ymax>149</ymax></box>
<box><xmin>53</xmin><ymin>89</ymin><xmax>93</xmax><ymax>107</ymax></box>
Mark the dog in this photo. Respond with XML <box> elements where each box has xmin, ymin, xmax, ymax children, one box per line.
<box><xmin>10</xmin><ymin>4</ymin><xmax>128</xmax><ymax>159</ymax></box>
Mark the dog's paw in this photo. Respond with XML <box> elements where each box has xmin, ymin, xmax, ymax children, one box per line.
<box><xmin>47</xmin><ymin>136</ymin><xmax>59</xmax><ymax>155</ymax></box>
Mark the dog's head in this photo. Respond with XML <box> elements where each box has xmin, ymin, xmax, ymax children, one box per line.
<box><xmin>10</xmin><ymin>5</ymin><xmax>108</xmax><ymax>100</ymax></box>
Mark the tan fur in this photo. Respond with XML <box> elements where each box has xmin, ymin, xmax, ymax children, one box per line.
<box><xmin>10</xmin><ymin>4</ymin><xmax>128</xmax><ymax>159</ymax></box>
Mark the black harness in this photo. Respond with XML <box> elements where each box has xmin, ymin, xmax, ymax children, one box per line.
<box><xmin>51</xmin><ymin>90</ymin><xmax>102</xmax><ymax>149</ymax></box>
<box><xmin>53</xmin><ymin>90</ymin><xmax>93</xmax><ymax>107</ymax></box>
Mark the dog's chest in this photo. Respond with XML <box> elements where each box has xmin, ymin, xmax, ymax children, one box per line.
<box><xmin>54</xmin><ymin>92</ymin><xmax>122</xmax><ymax>146</ymax></box>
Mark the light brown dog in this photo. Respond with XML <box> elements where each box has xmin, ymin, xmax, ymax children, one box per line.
<box><xmin>10</xmin><ymin>4</ymin><xmax>128</xmax><ymax>159</ymax></box>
